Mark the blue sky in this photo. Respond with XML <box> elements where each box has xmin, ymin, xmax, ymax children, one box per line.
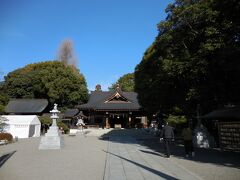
<box><xmin>0</xmin><ymin>0</ymin><xmax>172</xmax><ymax>91</ymax></box>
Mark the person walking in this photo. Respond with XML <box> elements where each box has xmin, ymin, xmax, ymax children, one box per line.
<box><xmin>182</xmin><ymin>124</ymin><xmax>195</xmax><ymax>158</ymax></box>
<box><xmin>160</xmin><ymin>122</ymin><xmax>174</xmax><ymax>158</ymax></box>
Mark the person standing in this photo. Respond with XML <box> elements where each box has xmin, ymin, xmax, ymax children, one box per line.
<box><xmin>160</xmin><ymin>122</ymin><xmax>174</xmax><ymax>158</ymax></box>
<box><xmin>59</xmin><ymin>127</ymin><xmax>64</xmax><ymax>134</ymax></box>
<box><xmin>44</xmin><ymin>124</ymin><xmax>49</xmax><ymax>133</ymax></box>
<box><xmin>182</xmin><ymin>124</ymin><xmax>195</xmax><ymax>158</ymax></box>
<box><xmin>76</xmin><ymin>116</ymin><xmax>85</xmax><ymax>133</ymax></box>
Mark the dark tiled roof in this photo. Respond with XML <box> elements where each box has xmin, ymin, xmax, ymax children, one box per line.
<box><xmin>63</xmin><ymin>109</ymin><xmax>79</xmax><ymax>118</ymax></box>
<box><xmin>202</xmin><ymin>106</ymin><xmax>240</xmax><ymax>119</ymax></box>
<box><xmin>5</xmin><ymin>99</ymin><xmax>48</xmax><ymax>114</ymax></box>
<box><xmin>76</xmin><ymin>111</ymin><xmax>87</xmax><ymax>118</ymax></box>
<box><xmin>77</xmin><ymin>90</ymin><xmax>141</xmax><ymax>111</ymax></box>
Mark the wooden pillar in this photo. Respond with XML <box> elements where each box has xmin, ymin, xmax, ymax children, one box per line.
<box><xmin>128</xmin><ymin>112</ymin><xmax>132</xmax><ymax>128</ymax></box>
<box><xmin>128</xmin><ymin>116</ymin><xmax>131</xmax><ymax>128</ymax></box>
<box><xmin>105</xmin><ymin>117</ymin><xmax>110</xmax><ymax>129</ymax></box>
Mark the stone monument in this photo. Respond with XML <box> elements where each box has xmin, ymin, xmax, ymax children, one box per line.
<box><xmin>193</xmin><ymin>104</ymin><xmax>214</xmax><ymax>148</ymax></box>
<box><xmin>39</xmin><ymin>104</ymin><xmax>64</xmax><ymax>149</ymax></box>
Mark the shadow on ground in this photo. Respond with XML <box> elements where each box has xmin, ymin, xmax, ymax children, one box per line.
<box><xmin>0</xmin><ymin>151</ymin><xmax>16</xmax><ymax>168</ymax></box>
<box><xmin>99</xmin><ymin>129</ymin><xmax>240</xmax><ymax>169</ymax></box>
<box><xmin>103</xmin><ymin>150</ymin><xmax>178</xmax><ymax>180</ymax></box>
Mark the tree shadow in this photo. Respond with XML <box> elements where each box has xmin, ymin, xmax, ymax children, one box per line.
<box><xmin>0</xmin><ymin>150</ymin><xmax>16</xmax><ymax>168</ymax></box>
<box><xmin>139</xmin><ymin>149</ymin><xmax>165</xmax><ymax>157</ymax></box>
<box><xmin>103</xmin><ymin>150</ymin><xmax>179</xmax><ymax>180</ymax></box>
<box><xmin>99</xmin><ymin>129</ymin><xmax>240</xmax><ymax>169</ymax></box>
<box><xmin>140</xmin><ymin>137</ymin><xmax>240</xmax><ymax>169</ymax></box>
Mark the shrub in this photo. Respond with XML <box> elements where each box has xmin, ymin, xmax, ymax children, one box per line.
<box><xmin>38</xmin><ymin>116</ymin><xmax>69</xmax><ymax>134</ymax></box>
<box><xmin>0</xmin><ymin>133</ymin><xmax>13</xmax><ymax>142</ymax></box>
<box><xmin>165</xmin><ymin>114</ymin><xmax>187</xmax><ymax>126</ymax></box>
<box><xmin>57</xmin><ymin>121</ymin><xmax>69</xmax><ymax>134</ymax></box>
<box><xmin>39</xmin><ymin>116</ymin><xmax>52</xmax><ymax>125</ymax></box>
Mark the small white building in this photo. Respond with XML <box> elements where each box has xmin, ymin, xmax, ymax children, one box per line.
<box><xmin>2</xmin><ymin>115</ymin><xmax>41</xmax><ymax>138</ymax></box>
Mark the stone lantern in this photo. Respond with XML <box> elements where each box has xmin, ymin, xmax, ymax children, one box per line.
<box><xmin>39</xmin><ymin>104</ymin><xmax>64</xmax><ymax>149</ymax></box>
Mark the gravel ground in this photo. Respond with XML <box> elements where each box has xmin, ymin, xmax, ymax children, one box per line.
<box><xmin>0</xmin><ymin>132</ymin><xmax>108</xmax><ymax>180</ymax></box>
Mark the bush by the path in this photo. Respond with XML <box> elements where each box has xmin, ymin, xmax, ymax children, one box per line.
<box><xmin>0</xmin><ymin>132</ymin><xmax>13</xmax><ymax>142</ymax></box>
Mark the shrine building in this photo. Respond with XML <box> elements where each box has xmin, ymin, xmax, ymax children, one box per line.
<box><xmin>76</xmin><ymin>85</ymin><xmax>147</xmax><ymax>128</ymax></box>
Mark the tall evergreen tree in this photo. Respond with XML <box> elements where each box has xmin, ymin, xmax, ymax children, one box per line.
<box><xmin>109</xmin><ymin>73</ymin><xmax>135</xmax><ymax>92</ymax></box>
<box><xmin>135</xmin><ymin>0</ymin><xmax>240</xmax><ymax>117</ymax></box>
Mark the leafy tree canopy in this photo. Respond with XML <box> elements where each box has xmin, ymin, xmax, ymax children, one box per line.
<box><xmin>135</xmin><ymin>0</ymin><xmax>240</xmax><ymax>120</ymax></box>
<box><xmin>0</xmin><ymin>82</ymin><xmax>9</xmax><ymax>114</ymax></box>
<box><xmin>3</xmin><ymin>61</ymin><xmax>88</xmax><ymax>109</ymax></box>
<box><xmin>109</xmin><ymin>73</ymin><xmax>135</xmax><ymax>92</ymax></box>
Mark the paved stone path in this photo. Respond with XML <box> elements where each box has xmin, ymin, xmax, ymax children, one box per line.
<box><xmin>1</xmin><ymin>129</ymin><xmax>239</xmax><ymax>180</ymax></box>
<box><xmin>104</xmin><ymin>135</ymin><xmax>203</xmax><ymax>180</ymax></box>
<box><xmin>138</xmin><ymin>129</ymin><xmax>240</xmax><ymax>180</ymax></box>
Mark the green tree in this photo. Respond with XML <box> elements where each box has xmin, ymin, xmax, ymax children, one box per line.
<box><xmin>0</xmin><ymin>116</ymin><xmax>8</xmax><ymax>132</ymax></box>
<box><xmin>0</xmin><ymin>93</ymin><xmax>9</xmax><ymax>114</ymax></box>
<box><xmin>3</xmin><ymin>61</ymin><xmax>88</xmax><ymax>108</ymax></box>
<box><xmin>135</xmin><ymin>0</ymin><xmax>240</xmax><ymax>119</ymax></box>
<box><xmin>0</xmin><ymin>82</ymin><xmax>9</xmax><ymax>114</ymax></box>
<box><xmin>109</xmin><ymin>73</ymin><xmax>135</xmax><ymax>92</ymax></box>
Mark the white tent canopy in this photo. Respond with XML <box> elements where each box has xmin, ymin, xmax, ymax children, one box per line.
<box><xmin>1</xmin><ymin>115</ymin><xmax>41</xmax><ymax>138</ymax></box>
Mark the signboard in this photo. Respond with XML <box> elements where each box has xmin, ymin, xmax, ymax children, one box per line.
<box><xmin>114</xmin><ymin>124</ymin><xmax>121</xmax><ymax>129</ymax></box>
<box><xmin>218</xmin><ymin>122</ymin><xmax>240</xmax><ymax>151</ymax></box>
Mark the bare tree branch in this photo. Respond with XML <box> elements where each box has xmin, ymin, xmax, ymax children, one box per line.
<box><xmin>57</xmin><ymin>39</ymin><xmax>78</xmax><ymax>67</ymax></box>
